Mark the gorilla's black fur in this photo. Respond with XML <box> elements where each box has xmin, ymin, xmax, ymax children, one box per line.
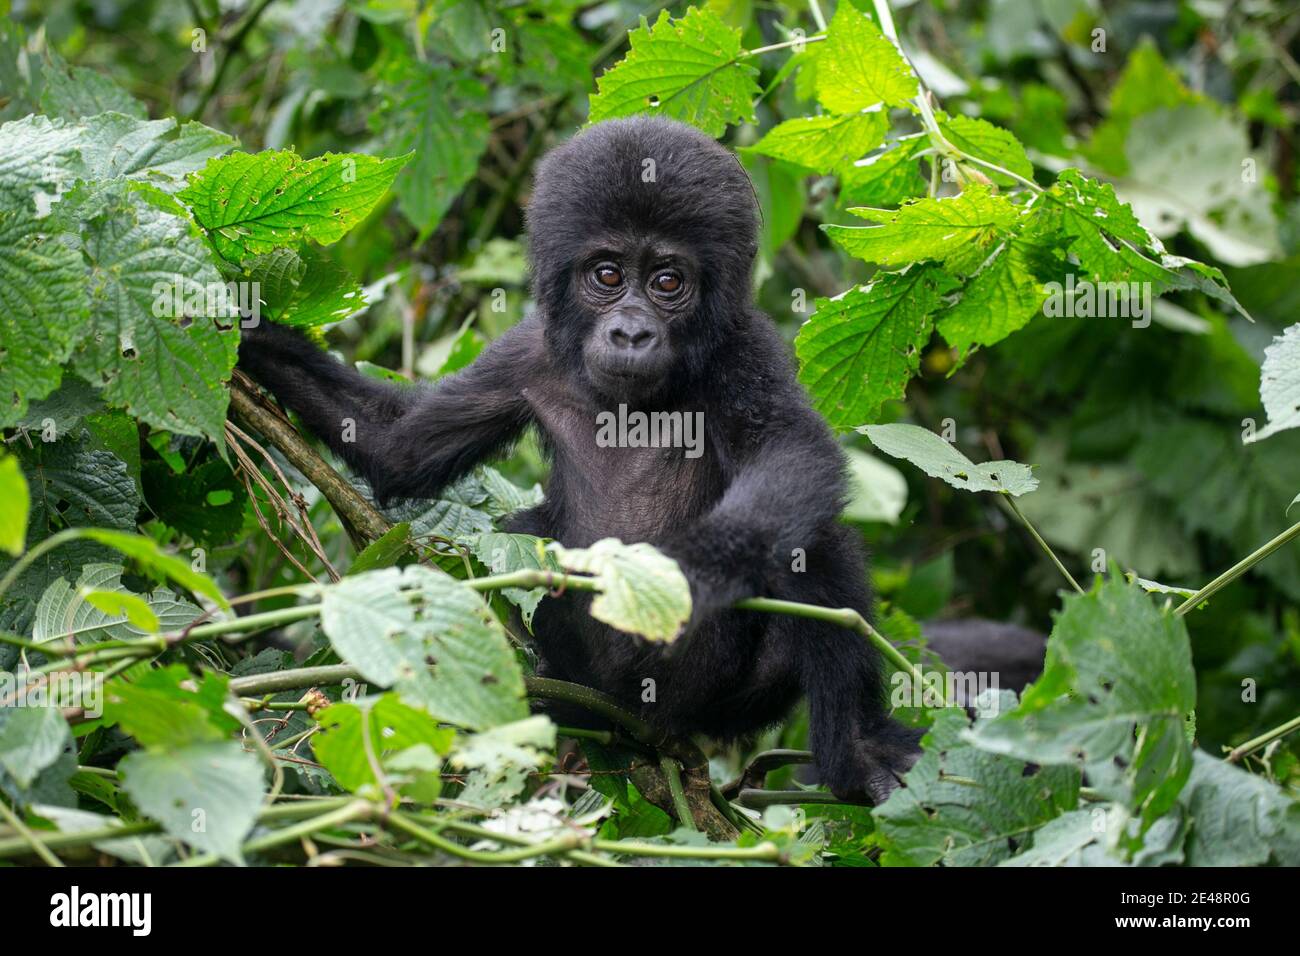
<box><xmin>237</xmin><ymin>117</ymin><xmax>921</xmax><ymax>802</ymax></box>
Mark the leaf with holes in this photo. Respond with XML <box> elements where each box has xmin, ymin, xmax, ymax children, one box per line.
<box><xmin>796</xmin><ymin>267</ymin><xmax>955</xmax><ymax>429</ymax></box>
<box><xmin>178</xmin><ymin>148</ymin><xmax>409</xmax><ymax>262</ymax></box>
<box><xmin>968</xmin><ymin>576</ymin><xmax>1196</xmax><ymax>843</ymax></box>
<box><xmin>746</xmin><ymin>111</ymin><xmax>889</xmax><ymax>174</ymax></box>
<box><xmin>826</xmin><ymin>187</ymin><xmax>1021</xmax><ymax>274</ymax></box>
<box><xmin>1243</xmin><ymin>323</ymin><xmax>1300</xmax><ymax>443</ymax></box>
<box><xmin>861</xmin><ymin>423</ymin><xmax>1038</xmax><ymax>496</ymax></box>
<box><xmin>814</xmin><ymin>4</ymin><xmax>917</xmax><ymax>113</ymax></box>
<box><xmin>588</xmin><ymin>7</ymin><xmax>759</xmax><ymax>136</ymax></box>
<box><xmin>66</xmin><ymin>180</ymin><xmax>237</xmax><ymax>443</ymax></box>
<box><xmin>318</xmin><ymin>565</ymin><xmax>527</xmax><ymax>730</ymax></box>
<box><xmin>548</xmin><ymin>538</ymin><xmax>691</xmax><ymax>643</ymax></box>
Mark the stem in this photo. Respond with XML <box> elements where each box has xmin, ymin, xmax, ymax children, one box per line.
<box><xmin>1227</xmin><ymin>713</ymin><xmax>1300</xmax><ymax>763</ymax></box>
<box><xmin>737</xmin><ymin>788</ymin><xmax>864</xmax><ymax>808</ymax></box>
<box><xmin>743</xmin><ymin>34</ymin><xmax>827</xmax><ymax>58</ymax></box>
<box><xmin>736</xmin><ymin>597</ymin><xmax>946</xmax><ymax>706</ymax></box>
<box><xmin>386</xmin><ymin>810</ymin><xmax>586</xmax><ymax>864</ymax></box>
<box><xmin>229</xmin><ymin>663</ymin><xmax>359</xmax><ymax>696</ymax></box>
<box><xmin>1175</xmin><ymin>519</ymin><xmax>1300</xmax><ymax>617</ymax></box>
<box><xmin>592</xmin><ymin>838</ymin><xmax>784</xmax><ymax>862</ymax></box>
<box><xmin>1002</xmin><ymin>495</ymin><xmax>1084</xmax><ymax>594</ymax></box>
<box><xmin>0</xmin><ymin>527</ymin><xmax>81</xmax><ymax>605</ymax></box>
<box><xmin>176</xmin><ymin>799</ymin><xmax>372</xmax><ymax>867</ymax></box>
<box><xmin>660</xmin><ymin>756</ymin><xmax>697</xmax><ymax>830</ymax></box>
<box><xmin>0</xmin><ymin>799</ymin><xmax>63</xmax><ymax>867</ymax></box>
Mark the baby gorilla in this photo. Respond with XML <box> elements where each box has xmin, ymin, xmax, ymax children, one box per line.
<box><xmin>237</xmin><ymin>117</ymin><xmax>921</xmax><ymax>803</ymax></box>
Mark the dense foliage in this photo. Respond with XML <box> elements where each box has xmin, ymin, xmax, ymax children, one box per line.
<box><xmin>1</xmin><ymin>0</ymin><xmax>1298</xmax><ymax>867</ymax></box>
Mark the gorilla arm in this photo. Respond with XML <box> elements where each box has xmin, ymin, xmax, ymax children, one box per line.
<box><xmin>236</xmin><ymin>320</ymin><xmax>539</xmax><ymax>502</ymax></box>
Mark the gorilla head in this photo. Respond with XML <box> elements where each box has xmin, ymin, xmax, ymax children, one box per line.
<box><xmin>525</xmin><ymin>118</ymin><xmax>760</xmax><ymax>401</ymax></box>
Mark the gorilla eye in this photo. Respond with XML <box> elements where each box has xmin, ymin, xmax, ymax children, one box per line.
<box><xmin>594</xmin><ymin>265</ymin><xmax>623</xmax><ymax>288</ymax></box>
<box><xmin>652</xmin><ymin>271</ymin><xmax>682</xmax><ymax>295</ymax></box>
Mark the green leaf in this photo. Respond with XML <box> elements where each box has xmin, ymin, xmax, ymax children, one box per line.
<box><xmin>244</xmin><ymin>246</ymin><xmax>365</xmax><ymax>328</ymax></box>
<box><xmin>746</xmin><ymin>111</ymin><xmax>889</xmax><ymax>174</ymax></box>
<box><xmin>548</xmin><ymin>538</ymin><xmax>691</xmax><ymax>643</ymax></box>
<box><xmin>0</xmin><ymin>455</ymin><xmax>28</xmax><ymax>556</ymax></box>
<box><xmin>1</xmin><ymin>433</ymin><xmax>140</xmax><ymax>607</ymax></box>
<box><xmin>827</xmin><ymin>186</ymin><xmax>1020</xmax><ymax>274</ymax></box>
<box><xmin>838</xmin><ymin>140</ymin><xmax>926</xmax><ymax>208</ymax></box>
<box><xmin>0</xmin><ymin>196</ymin><xmax>91</xmax><ymax>426</ymax></box>
<box><xmin>318</xmin><ymin>565</ymin><xmax>527</xmax><ymax>730</ymax></box>
<box><xmin>119</xmin><ymin>741</ymin><xmax>264</xmax><ymax>864</ymax></box>
<box><xmin>969</xmin><ymin>576</ymin><xmax>1196</xmax><ymax>840</ymax></box>
<box><xmin>73</xmin><ymin>113</ymin><xmax>236</xmax><ymax>190</ymax></box>
<box><xmin>67</xmin><ymin>180</ymin><xmax>238</xmax><ymax>443</ymax></box>
<box><xmin>936</xmin><ymin>225</ymin><xmax>1063</xmax><ymax>360</ymax></box>
<box><xmin>32</xmin><ymin>563</ymin><xmax>198</xmax><ymax>645</ymax></box>
<box><xmin>178</xmin><ymin>148</ymin><xmax>410</xmax><ymax>261</ymax></box>
<box><xmin>471</xmin><ymin>531</ymin><xmax>560</xmax><ymax>629</ymax></box>
<box><xmin>0</xmin><ymin>705</ymin><xmax>71</xmax><ymax>789</ymax></box>
<box><xmin>372</xmin><ymin>67</ymin><xmax>490</xmax><ymax>239</ymax></box>
<box><xmin>938</xmin><ymin>113</ymin><xmax>1033</xmax><ymax>185</ymax></box>
<box><xmin>872</xmin><ymin>702</ymin><xmax>1079</xmax><ymax>866</ymax></box>
<box><xmin>142</xmin><ymin>458</ymin><xmax>247</xmax><ymax>546</ymax></box>
<box><xmin>1180</xmin><ymin>751</ymin><xmax>1300</xmax><ymax>866</ymax></box>
<box><xmin>1243</xmin><ymin>323</ymin><xmax>1300</xmax><ymax>443</ymax></box>
<box><xmin>588</xmin><ymin>7</ymin><xmax>760</xmax><ymax>137</ymax></box>
<box><xmin>1083</xmin><ymin>41</ymin><xmax>1200</xmax><ymax>178</ymax></box>
<box><xmin>795</xmin><ymin>267</ymin><xmax>955</xmax><ymax>429</ymax></box>
<box><xmin>861</xmin><ymin>423</ymin><xmax>1038</xmax><ymax>495</ymax></box>
<box><xmin>78</xmin><ymin>529</ymin><xmax>227</xmax><ymax>609</ymax></box>
<box><xmin>814</xmin><ymin>4</ymin><xmax>917</xmax><ymax>113</ymax></box>
<box><xmin>102</xmin><ymin>665</ymin><xmax>240</xmax><ymax>748</ymax></box>
<box><xmin>1120</xmin><ymin>104</ymin><xmax>1278</xmax><ymax>266</ymax></box>
<box><xmin>347</xmin><ymin>521</ymin><xmax>413</xmax><ymax>576</ymax></box>
<box><xmin>311</xmin><ymin>693</ymin><xmax>455</xmax><ymax>793</ymax></box>
<box><xmin>0</xmin><ymin>114</ymin><xmax>90</xmax><ymax>202</ymax></box>
<box><xmin>38</xmin><ymin>50</ymin><xmax>146</xmax><ymax>120</ymax></box>
<box><xmin>842</xmin><ymin>447</ymin><xmax>907</xmax><ymax>524</ymax></box>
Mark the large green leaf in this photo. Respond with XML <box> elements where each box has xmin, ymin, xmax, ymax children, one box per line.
<box><xmin>318</xmin><ymin>565</ymin><xmax>527</xmax><ymax>730</ymax></box>
<box><xmin>969</xmin><ymin>576</ymin><xmax>1196</xmax><ymax>841</ymax></box>
<box><xmin>873</xmin><ymin>701</ymin><xmax>1079</xmax><ymax>866</ymax></box>
<box><xmin>746</xmin><ymin>111</ymin><xmax>889</xmax><ymax>175</ymax></box>
<box><xmin>68</xmin><ymin>180</ymin><xmax>238</xmax><ymax>442</ymax></box>
<box><xmin>0</xmin><ymin>705</ymin><xmax>72</xmax><ymax>789</ymax></box>
<box><xmin>243</xmin><ymin>246</ymin><xmax>364</xmax><ymax>328</ymax></box>
<box><xmin>588</xmin><ymin>7</ymin><xmax>759</xmax><ymax>137</ymax></box>
<box><xmin>372</xmin><ymin>67</ymin><xmax>490</xmax><ymax>239</ymax></box>
<box><xmin>826</xmin><ymin>186</ymin><xmax>1020</xmax><ymax>274</ymax></box>
<box><xmin>119</xmin><ymin>741</ymin><xmax>264</xmax><ymax>864</ymax></box>
<box><xmin>0</xmin><ymin>196</ymin><xmax>90</xmax><ymax>426</ymax></box>
<box><xmin>1179</xmin><ymin>751</ymin><xmax>1300</xmax><ymax>866</ymax></box>
<box><xmin>31</xmin><ymin>563</ymin><xmax>199</xmax><ymax>645</ymax></box>
<box><xmin>178</xmin><ymin>148</ymin><xmax>409</xmax><ymax>262</ymax></box>
<box><xmin>814</xmin><ymin>4</ymin><xmax>916</xmax><ymax>112</ymax></box>
<box><xmin>795</xmin><ymin>266</ymin><xmax>955</xmax><ymax>429</ymax></box>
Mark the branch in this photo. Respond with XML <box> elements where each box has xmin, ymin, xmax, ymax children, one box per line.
<box><xmin>228</xmin><ymin>372</ymin><xmax>391</xmax><ymax>548</ymax></box>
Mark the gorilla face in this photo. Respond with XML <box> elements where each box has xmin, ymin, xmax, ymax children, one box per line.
<box><xmin>525</xmin><ymin>117</ymin><xmax>759</xmax><ymax>403</ymax></box>
<box><xmin>574</xmin><ymin>237</ymin><xmax>698</xmax><ymax>399</ymax></box>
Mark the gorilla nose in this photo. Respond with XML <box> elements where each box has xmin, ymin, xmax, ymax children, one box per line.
<box><xmin>607</xmin><ymin>323</ymin><xmax>657</xmax><ymax>351</ymax></box>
